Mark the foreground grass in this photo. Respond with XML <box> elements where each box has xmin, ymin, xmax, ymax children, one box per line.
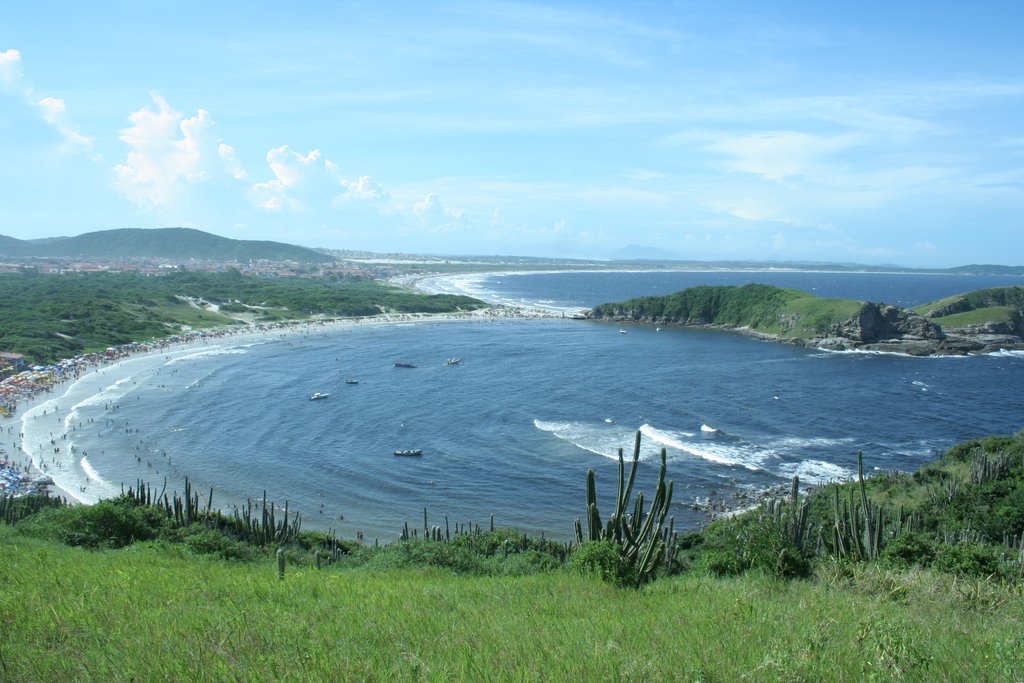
<box><xmin>2</xmin><ymin>530</ymin><xmax>1023</xmax><ymax>681</ymax></box>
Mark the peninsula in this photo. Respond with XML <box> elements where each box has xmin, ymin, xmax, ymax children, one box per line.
<box><xmin>585</xmin><ymin>284</ymin><xmax>1024</xmax><ymax>356</ymax></box>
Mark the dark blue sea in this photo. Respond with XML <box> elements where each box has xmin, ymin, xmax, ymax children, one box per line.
<box><xmin>29</xmin><ymin>270</ymin><xmax>1024</xmax><ymax>541</ymax></box>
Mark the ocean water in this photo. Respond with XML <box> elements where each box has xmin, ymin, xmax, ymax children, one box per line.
<box><xmin>22</xmin><ymin>271</ymin><xmax>1024</xmax><ymax>542</ymax></box>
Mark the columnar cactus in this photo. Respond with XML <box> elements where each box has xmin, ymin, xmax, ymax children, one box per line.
<box><xmin>574</xmin><ymin>431</ymin><xmax>674</xmax><ymax>586</ymax></box>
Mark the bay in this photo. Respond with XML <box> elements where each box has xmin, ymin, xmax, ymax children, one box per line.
<box><xmin>26</xmin><ymin>270</ymin><xmax>1024</xmax><ymax>542</ymax></box>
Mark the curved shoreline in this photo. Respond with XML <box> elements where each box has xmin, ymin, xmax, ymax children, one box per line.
<box><xmin>2</xmin><ymin>308</ymin><xmax>555</xmax><ymax>502</ymax></box>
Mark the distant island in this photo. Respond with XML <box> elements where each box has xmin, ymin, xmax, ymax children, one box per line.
<box><xmin>585</xmin><ymin>284</ymin><xmax>1024</xmax><ymax>355</ymax></box>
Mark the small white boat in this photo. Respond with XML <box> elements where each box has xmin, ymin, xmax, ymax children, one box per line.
<box><xmin>604</xmin><ymin>418</ymin><xmax>615</xmax><ymax>424</ymax></box>
<box><xmin>619</xmin><ymin>329</ymin><xmax>628</xmax><ymax>335</ymax></box>
<box><xmin>345</xmin><ymin>379</ymin><xmax>359</xmax><ymax>384</ymax></box>
<box><xmin>447</xmin><ymin>358</ymin><xmax>461</xmax><ymax>365</ymax></box>
<box><xmin>394</xmin><ymin>449</ymin><xmax>423</xmax><ymax>457</ymax></box>
<box><xmin>309</xmin><ymin>392</ymin><xmax>330</xmax><ymax>401</ymax></box>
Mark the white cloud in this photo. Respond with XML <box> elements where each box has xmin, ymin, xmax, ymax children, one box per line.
<box><xmin>1</xmin><ymin>48</ymin><xmax>94</xmax><ymax>155</ymax></box>
<box><xmin>253</xmin><ymin>146</ymin><xmax>336</xmax><ymax>211</ymax></box>
<box><xmin>113</xmin><ymin>92</ymin><xmax>240</xmax><ymax>208</ymax></box>
<box><xmin>36</xmin><ymin>95</ymin><xmax>96</xmax><ymax>155</ymax></box>
<box><xmin>250</xmin><ymin>146</ymin><xmax>394</xmax><ymax>219</ymax></box>
<box><xmin>338</xmin><ymin>175</ymin><xmax>388</xmax><ymax>202</ymax></box>
<box><xmin>0</xmin><ymin>48</ymin><xmax>24</xmax><ymax>90</ymax></box>
<box><xmin>218</xmin><ymin>144</ymin><xmax>248</xmax><ymax>180</ymax></box>
<box><xmin>412</xmin><ymin>192</ymin><xmax>466</xmax><ymax>230</ymax></box>
<box><xmin>704</xmin><ymin>130</ymin><xmax>862</xmax><ymax>181</ymax></box>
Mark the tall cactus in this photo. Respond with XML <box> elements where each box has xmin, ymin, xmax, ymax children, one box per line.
<box><xmin>830</xmin><ymin>451</ymin><xmax>885</xmax><ymax>561</ymax></box>
<box><xmin>574</xmin><ymin>431</ymin><xmax>674</xmax><ymax>586</ymax></box>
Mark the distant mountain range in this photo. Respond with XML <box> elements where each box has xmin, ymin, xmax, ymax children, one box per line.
<box><xmin>1</xmin><ymin>227</ymin><xmax>1021</xmax><ymax>275</ymax></box>
<box><xmin>0</xmin><ymin>228</ymin><xmax>333</xmax><ymax>263</ymax></box>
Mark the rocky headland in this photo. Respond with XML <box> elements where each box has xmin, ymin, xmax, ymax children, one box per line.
<box><xmin>584</xmin><ymin>284</ymin><xmax>1024</xmax><ymax>356</ymax></box>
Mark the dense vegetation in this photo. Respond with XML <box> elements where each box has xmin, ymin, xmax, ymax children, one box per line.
<box><xmin>3</xmin><ymin>431</ymin><xmax>1024</xmax><ymax>678</ymax></box>
<box><xmin>914</xmin><ymin>285</ymin><xmax>1024</xmax><ymax>328</ymax></box>
<box><xmin>0</xmin><ymin>270</ymin><xmax>485</xmax><ymax>364</ymax></box>
<box><xmin>590</xmin><ymin>283</ymin><xmax>1024</xmax><ymax>340</ymax></box>
<box><xmin>588</xmin><ymin>283</ymin><xmax>864</xmax><ymax>338</ymax></box>
<box><xmin>0</xmin><ymin>227</ymin><xmax>332</xmax><ymax>262</ymax></box>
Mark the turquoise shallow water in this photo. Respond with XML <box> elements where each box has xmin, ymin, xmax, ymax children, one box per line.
<box><xmin>24</xmin><ymin>271</ymin><xmax>1024</xmax><ymax>542</ymax></box>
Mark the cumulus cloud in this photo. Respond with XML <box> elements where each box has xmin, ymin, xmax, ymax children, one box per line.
<box><xmin>252</xmin><ymin>146</ymin><xmax>336</xmax><ymax>211</ymax></box>
<box><xmin>1</xmin><ymin>48</ymin><xmax>95</xmax><ymax>155</ymax></box>
<box><xmin>338</xmin><ymin>175</ymin><xmax>389</xmax><ymax>202</ymax></box>
<box><xmin>113</xmin><ymin>92</ymin><xmax>243</xmax><ymax>208</ymax></box>
<box><xmin>251</xmin><ymin>146</ymin><xmax>393</xmax><ymax>216</ymax></box>
<box><xmin>412</xmin><ymin>193</ymin><xmax>466</xmax><ymax>230</ymax></box>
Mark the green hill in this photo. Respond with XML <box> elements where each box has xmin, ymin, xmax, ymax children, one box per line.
<box><xmin>586</xmin><ymin>284</ymin><xmax>1024</xmax><ymax>354</ymax></box>
<box><xmin>586</xmin><ymin>283</ymin><xmax>864</xmax><ymax>339</ymax></box>
<box><xmin>913</xmin><ymin>286</ymin><xmax>1024</xmax><ymax>330</ymax></box>
<box><xmin>0</xmin><ymin>270</ymin><xmax>485</xmax><ymax>364</ymax></box>
<box><xmin>0</xmin><ymin>227</ymin><xmax>333</xmax><ymax>263</ymax></box>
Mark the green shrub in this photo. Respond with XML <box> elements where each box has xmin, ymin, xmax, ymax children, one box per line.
<box><xmin>182</xmin><ymin>526</ymin><xmax>257</xmax><ymax>561</ymax></box>
<box><xmin>497</xmin><ymin>550</ymin><xmax>561</xmax><ymax>576</ymax></box>
<box><xmin>933</xmin><ymin>543</ymin><xmax>1003</xmax><ymax>578</ymax></box>
<box><xmin>14</xmin><ymin>499</ymin><xmax>167</xmax><ymax>548</ymax></box>
<box><xmin>881</xmin><ymin>532</ymin><xmax>938</xmax><ymax>569</ymax></box>
<box><xmin>697</xmin><ymin>550</ymin><xmax>743</xmax><ymax>577</ymax></box>
<box><xmin>568</xmin><ymin>540</ymin><xmax>621</xmax><ymax>584</ymax></box>
<box><xmin>703</xmin><ymin>512</ymin><xmax>812</xmax><ymax>579</ymax></box>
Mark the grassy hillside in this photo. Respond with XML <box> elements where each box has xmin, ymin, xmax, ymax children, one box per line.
<box><xmin>2</xmin><ymin>432</ymin><xmax>1024</xmax><ymax>679</ymax></box>
<box><xmin>588</xmin><ymin>284</ymin><xmax>863</xmax><ymax>339</ymax></box>
<box><xmin>0</xmin><ymin>270</ymin><xmax>485</xmax><ymax>364</ymax></box>
<box><xmin>913</xmin><ymin>286</ymin><xmax>1024</xmax><ymax>328</ymax></box>
<box><xmin>591</xmin><ymin>284</ymin><xmax>1024</xmax><ymax>341</ymax></box>
<box><xmin>0</xmin><ymin>227</ymin><xmax>333</xmax><ymax>263</ymax></box>
<box><xmin>3</xmin><ymin>527</ymin><xmax>1022</xmax><ymax>680</ymax></box>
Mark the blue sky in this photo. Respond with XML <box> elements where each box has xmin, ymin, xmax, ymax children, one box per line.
<box><xmin>2</xmin><ymin>1</ymin><xmax>1022</xmax><ymax>266</ymax></box>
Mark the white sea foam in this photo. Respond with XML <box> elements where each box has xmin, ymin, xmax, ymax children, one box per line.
<box><xmin>639</xmin><ymin>424</ymin><xmax>697</xmax><ymax>449</ymax></box>
<box><xmin>79</xmin><ymin>456</ymin><xmax>107</xmax><ymax>485</ymax></box>
<box><xmin>668</xmin><ymin>441</ymin><xmax>767</xmax><ymax>471</ymax></box>
<box><xmin>640</xmin><ymin>423</ymin><xmax>766</xmax><ymax>471</ymax></box>
<box><xmin>164</xmin><ymin>346</ymin><xmax>248</xmax><ymax>366</ymax></box>
<box><xmin>533</xmin><ymin>419</ymin><xmax>656</xmax><ymax>460</ymax></box>
<box><xmin>776</xmin><ymin>459</ymin><xmax>853</xmax><ymax>484</ymax></box>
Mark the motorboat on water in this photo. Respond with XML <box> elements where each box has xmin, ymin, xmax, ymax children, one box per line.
<box><xmin>309</xmin><ymin>392</ymin><xmax>330</xmax><ymax>401</ymax></box>
<box><xmin>394</xmin><ymin>449</ymin><xmax>423</xmax><ymax>457</ymax></box>
<box><xmin>394</xmin><ymin>362</ymin><xmax>417</xmax><ymax>368</ymax></box>
<box><xmin>446</xmin><ymin>358</ymin><xmax>461</xmax><ymax>365</ymax></box>
<box><xmin>619</xmin><ymin>329</ymin><xmax>628</xmax><ymax>335</ymax></box>
<box><xmin>345</xmin><ymin>379</ymin><xmax>359</xmax><ymax>384</ymax></box>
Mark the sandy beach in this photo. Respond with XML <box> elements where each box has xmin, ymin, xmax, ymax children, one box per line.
<box><xmin>1</xmin><ymin>306</ymin><xmax>550</xmax><ymax>504</ymax></box>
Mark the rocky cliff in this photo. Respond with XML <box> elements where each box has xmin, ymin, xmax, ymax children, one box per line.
<box><xmin>586</xmin><ymin>293</ymin><xmax>1024</xmax><ymax>356</ymax></box>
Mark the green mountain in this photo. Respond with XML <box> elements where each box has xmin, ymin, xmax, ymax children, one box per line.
<box><xmin>586</xmin><ymin>284</ymin><xmax>1024</xmax><ymax>355</ymax></box>
<box><xmin>0</xmin><ymin>227</ymin><xmax>333</xmax><ymax>263</ymax></box>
